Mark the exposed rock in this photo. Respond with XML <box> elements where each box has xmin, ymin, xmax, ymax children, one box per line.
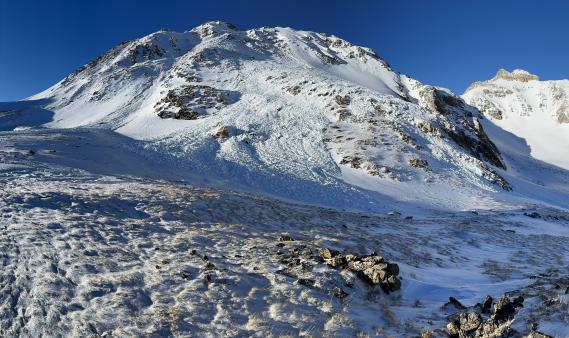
<box><xmin>524</xmin><ymin>212</ymin><xmax>541</xmax><ymax>219</ymax></box>
<box><xmin>335</xmin><ymin>95</ymin><xmax>351</xmax><ymax>106</ymax></box>
<box><xmin>278</xmin><ymin>234</ymin><xmax>294</xmax><ymax>242</ymax></box>
<box><xmin>494</xmin><ymin>69</ymin><xmax>539</xmax><ymax>82</ymax></box>
<box><xmin>409</xmin><ymin>157</ymin><xmax>430</xmax><ymax>171</ymax></box>
<box><xmin>493</xmin><ymin>294</ymin><xmax>524</xmax><ymax>323</ymax></box>
<box><xmin>446</xmin><ymin>293</ymin><xmax>524</xmax><ymax>338</ymax></box>
<box><xmin>481</xmin><ymin>295</ymin><xmax>493</xmax><ymax>314</ymax></box>
<box><xmin>213</xmin><ymin>126</ymin><xmax>230</xmax><ymax>139</ymax></box>
<box><xmin>525</xmin><ymin>331</ymin><xmax>554</xmax><ymax>338</ymax></box>
<box><xmin>332</xmin><ymin>286</ymin><xmax>349</xmax><ymax>299</ymax></box>
<box><xmin>129</xmin><ymin>43</ymin><xmax>165</xmax><ymax>64</ymax></box>
<box><xmin>446</xmin><ymin>296</ymin><xmax>467</xmax><ymax>310</ymax></box>
<box><xmin>319</xmin><ymin>249</ymin><xmax>401</xmax><ymax>293</ymax></box>
<box><xmin>339</xmin><ymin>155</ymin><xmax>361</xmax><ymax>169</ymax></box>
<box><xmin>155</xmin><ymin>85</ymin><xmax>239</xmax><ymax>120</ymax></box>
<box><xmin>297</xmin><ymin>278</ymin><xmax>315</xmax><ymax>287</ymax></box>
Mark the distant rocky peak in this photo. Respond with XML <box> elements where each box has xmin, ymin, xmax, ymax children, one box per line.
<box><xmin>493</xmin><ymin>68</ymin><xmax>539</xmax><ymax>82</ymax></box>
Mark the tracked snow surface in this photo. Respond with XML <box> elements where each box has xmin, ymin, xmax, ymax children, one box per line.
<box><xmin>1</xmin><ymin>22</ymin><xmax>569</xmax><ymax>337</ymax></box>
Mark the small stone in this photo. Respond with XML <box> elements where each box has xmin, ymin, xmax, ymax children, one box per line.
<box><xmin>204</xmin><ymin>262</ymin><xmax>216</xmax><ymax>270</ymax></box>
<box><xmin>213</xmin><ymin>126</ymin><xmax>230</xmax><ymax>139</ymax></box>
<box><xmin>447</xmin><ymin>296</ymin><xmax>466</xmax><ymax>310</ymax></box>
<box><xmin>319</xmin><ymin>248</ymin><xmax>340</xmax><ymax>259</ymax></box>
<box><xmin>332</xmin><ymin>286</ymin><xmax>348</xmax><ymax>299</ymax></box>
<box><xmin>278</xmin><ymin>234</ymin><xmax>294</xmax><ymax>242</ymax></box>
<box><xmin>524</xmin><ymin>211</ymin><xmax>541</xmax><ymax>218</ymax></box>
<box><xmin>387</xmin><ymin>211</ymin><xmax>401</xmax><ymax>216</ymax></box>
<box><xmin>481</xmin><ymin>295</ymin><xmax>493</xmax><ymax>313</ymax></box>
<box><xmin>324</xmin><ymin>256</ymin><xmax>347</xmax><ymax>268</ymax></box>
<box><xmin>297</xmin><ymin>278</ymin><xmax>315</xmax><ymax>287</ymax></box>
<box><xmin>458</xmin><ymin>312</ymin><xmax>482</xmax><ymax>331</ymax></box>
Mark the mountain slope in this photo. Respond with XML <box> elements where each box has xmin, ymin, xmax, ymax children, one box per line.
<box><xmin>3</xmin><ymin>21</ymin><xmax>519</xmax><ymax>211</ymax></box>
<box><xmin>2</xmin><ymin>22</ymin><xmax>567</xmax><ymax>212</ymax></box>
<box><xmin>463</xmin><ymin>69</ymin><xmax>569</xmax><ymax>170</ymax></box>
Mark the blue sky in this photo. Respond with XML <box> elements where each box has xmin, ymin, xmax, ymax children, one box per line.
<box><xmin>1</xmin><ymin>0</ymin><xmax>568</xmax><ymax>101</ymax></box>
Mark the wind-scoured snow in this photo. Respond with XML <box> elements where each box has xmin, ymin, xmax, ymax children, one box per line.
<box><xmin>1</xmin><ymin>129</ymin><xmax>569</xmax><ymax>337</ymax></box>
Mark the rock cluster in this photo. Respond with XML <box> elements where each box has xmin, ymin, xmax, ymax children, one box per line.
<box><xmin>446</xmin><ymin>294</ymin><xmax>524</xmax><ymax>338</ymax></box>
<box><xmin>155</xmin><ymin>85</ymin><xmax>239</xmax><ymax>120</ymax></box>
<box><xmin>319</xmin><ymin>248</ymin><xmax>401</xmax><ymax>293</ymax></box>
<box><xmin>128</xmin><ymin>43</ymin><xmax>165</xmax><ymax>64</ymax></box>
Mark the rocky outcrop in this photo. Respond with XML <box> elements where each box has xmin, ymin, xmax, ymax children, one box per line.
<box><xmin>417</xmin><ymin>86</ymin><xmax>507</xmax><ymax>171</ymax></box>
<box><xmin>155</xmin><ymin>85</ymin><xmax>240</xmax><ymax>120</ymax></box>
<box><xmin>319</xmin><ymin>248</ymin><xmax>401</xmax><ymax>293</ymax></box>
<box><xmin>446</xmin><ymin>294</ymin><xmax>524</xmax><ymax>338</ymax></box>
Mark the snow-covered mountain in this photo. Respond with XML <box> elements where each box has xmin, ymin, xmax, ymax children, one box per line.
<box><xmin>464</xmin><ymin>69</ymin><xmax>569</xmax><ymax>170</ymax></box>
<box><xmin>3</xmin><ymin>21</ymin><xmax>569</xmax><ymax>337</ymax></box>
<box><xmin>6</xmin><ymin>21</ymin><xmax>520</xmax><ymax>210</ymax></box>
<box><xmin>1</xmin><ymin>21</ymin><xmax>567</xmax><ymax>212</ymax></box>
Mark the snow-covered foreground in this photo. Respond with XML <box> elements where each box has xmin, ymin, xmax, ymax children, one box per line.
<box><xmin>1</xmin><ymin>128</ymin><xmax>569</xmax><ymax>337</ymax></box>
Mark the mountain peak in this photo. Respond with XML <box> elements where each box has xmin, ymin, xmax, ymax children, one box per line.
<box><xmin>494</xmin><ymin>68</ymin><xmax>539</xmax><ymax>82</ymax></box>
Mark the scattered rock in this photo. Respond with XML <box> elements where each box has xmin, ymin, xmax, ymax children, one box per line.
<box><xmin>481</xmin><ymin>295</ymin><xmax>493</xmax><ymax>314</ymax></box>
<box><xmin>155</xmin><ymin>85</ymin><xmax>239</xmax><ymax>120</ymax></box>
<box><xmin>339</xmin><ymin>155</ymin><xmax>361</xmax><ymax>169</ymax></box>
<box><xmin>446</xmin><ymin>296</ymin><xmax>467</xmax><ymax>310</ymax></box>
<box><xmin>319</xmin><ymin>249</ymin><xmax>401</xmax><ymax>293</ymax></box>
<box><xmin>213</xmin><ymin>126</ymin><xmax>230</xmax><ymax>139</ymax></box>
<box><xmin>278</xmin><ymin>234</ymin><xmax>294</xmax><ymax>242</ymax></box>
<box><xmin>297</xmin><ymin>278</ymin><xmax>315</xmax><ymax>287</ymax></box>
<box><xmin>524</xmin><ymin>212</ymin><xmax>541</xmax><ymax>219</ymax></box>
<box><xmin>332</xmin><ymin>286</ymin><xmax>349</xmax><ymax>299</ymax></box>
<box><xmin>409</xmin><ymin>157</ymin><xmax>431</xmax><ymax>171</ymax></box>
<box><xmin>335</xmin><ymin>95</ymin><xmax>350</xmax><ymax>106</ymax></box>
<box><xmin>446</xmin><ymin>293</ymin><xmax>524</xmax><ymax>338</ymax></box>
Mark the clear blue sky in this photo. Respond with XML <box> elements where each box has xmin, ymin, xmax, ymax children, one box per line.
<box><xmin>1</xmin><ymin>0</ymin><xmax>568</xmax><ymax>101</ymax></box>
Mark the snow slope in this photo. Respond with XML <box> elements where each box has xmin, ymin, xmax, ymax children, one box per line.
<box><xmin>464</xmin><ymin>69</ymin><xmax>569</xmax><ymax>170</ymax></box>
<box><xmin>1</xmin><ymin>129</ymin><xmax>568</xmax><ymax>337</ymax></box>
<box><xmin>4</xmin><ymin>21</ymin><xmax>541</xmax><ymax>212</ymax></box>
